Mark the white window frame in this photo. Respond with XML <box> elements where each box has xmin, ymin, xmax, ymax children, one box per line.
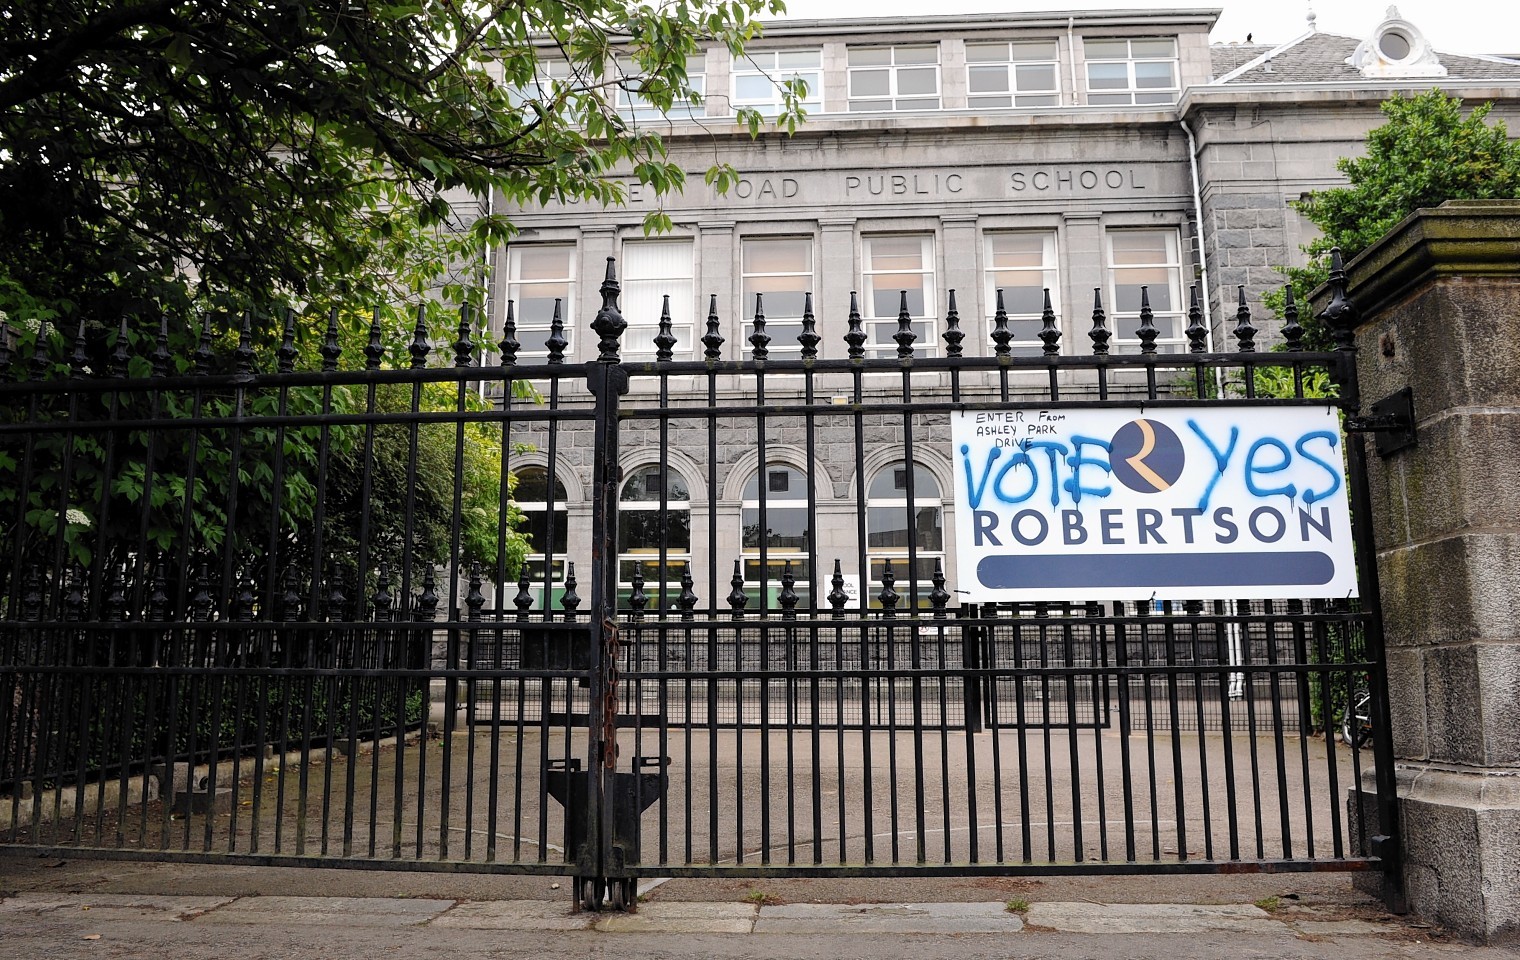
<box><xmin>731</xmin><ymin>49</ymin><xmax>823</xmax><ymax>116</ymax></box>
<box><xmin>741</xmin><ymin>464</ymin><xmax>813</xmax><ymax>609</ymax></box>
<box><xmin>865</xmin><ymin>461</ymin><xmax>945</xmax><ymax>609</ymax></box>
<box><xmin>621</xmin><ymin>239</ymin><xmax>695</xmax><ymax>360</ymax></box>
<box><xmin>983</xmin><ymin>232</ymin><xmax>1061</xmax><ymax>355</ymax></box>
<box><xmin>965</xmin><ymin>40</ymin><xmax>1061</xmax><ymax>108</ymax></box>
<box><xmin>861</xmin><ymin>234</ymin><xmax>938</xmax><ymax>359</ymax></box>
<box><xmin>513</xmin><ymin>465</ymin><xmax>569</xmax><ymax>610</ymax></box>
<box><xmin>846</xmin><ymin>45</ymin><xmax>941</xmax><ymax>112</ymax></box>
<box><xmin>1083</xmin><ymin>37</ymin><xmax>1179</xmax><ymax>106</ymax></box>
<box><xmin>507</xmin><ymin>58</ymin><xmax>576</xmax><ymax>108</ymax></box>
<box><xmin>505</xmin><ymin>244</ymin><xmax>575</xmax><ymax>360</ymax></box>
<box><xmin>618</xmin><ymin>465</ymin><xmax>691</xmax><ymax>611</ymax></box>
<box><xmin>741</xmin><ymin>237</ymin><xmax>815</xmax><ymax>358</ymax></box>
<box><xmin>1105</xmin><ymin>228</ymin><xmax>1186</xmax><ymax>353</ymax></box>
<box><xmin>616</xmin><ymin>53</ymin><xmax>707</xmax><ymax>122</ymax></box>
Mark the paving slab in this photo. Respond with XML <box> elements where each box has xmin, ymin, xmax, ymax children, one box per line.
<box><xmin>0</xmin><ymin>892</ymin><xmax>235</xmax><ymax>921</ymax></box>
<box><xmin>1024</xmin><ymin>901</ymin><xmax>1276</xmax><ymax>934</ymax></box>
<box><xmin>754</xmin><ymin>901</ymin><xmax>1025</xmax><ymax>934</ymax></box>
<box><xmin>430</xmin><ymin>899</ymin><xmax>594</xmax><ymax>931</ymax></box>
<box><xmin>193</xmin><ymin>895</ymin><xmax>454</xmax><ymax>926</ymax></box>
<box><xmin>594</xmin><ymin>901</ymin><xmax>757</xmax><ymax>933</ymax></box>
<box><xmin>1290</xmin><ymin>919</ymin><xmax>1401</xmax><ymax>937</ymax></box>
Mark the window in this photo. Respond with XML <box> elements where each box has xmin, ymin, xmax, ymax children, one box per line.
<box><xmin>507</xmin><ymin>58</ymin><xmax>576</xmax><ymax>107</ymax></box>
<box><xmin>984</xmin><ymin>233</ymin><xmax>1060</xmax><ymax>356</ymax></box>
<box><xmin>732</xmin><ymin>49</ymin><xmax>823</xmax><ymax>116</ymax></box>
<box><xmin>966</xmin><ymin>40</ymin><xmax>1060</xmax><ymax>108</ymax></box>
<box><xmin>866</xmin><ymin>462</ymin><xmax>944</xmax><ymax>607</ymax></box>
<box><xmin>621</xmin><ymin>239</ymin><xmax>694</xmax><ymax>359</ymax></box>
<box><xmin>1084</xmin><ymin>37</ymin><xmax>1178</xmax><ymax>106</ymax></box>
<box><xmin>742</xmin><ymin>465</ymin><xmax>812</xmax><ymax>609</ymax></box>
<box><xmin>617</xmin><ymin>54</ymin><xmax>707</xmax><ymax>121</ymax></box>
<box><xmin>741</xmin><ymin>238</ymin><xmax>813</xmax><ymax>357</ymax></box>
<box><xmin>1106</xmin><ymin>229</ymin><xmax>1185</xmax><ymax>353</ymax></box>
<box><xmin>618</xmin><ymin>465</ymin><xmax>690</xmax><ymax>610</ymax></box>
<box><xmin>515</xmin><ymin>466</ymin><xmax>569</xmax><ymax>607</ymax></box>
<box><xmin>862</xmin><ymin>235</ymin><xmax>937</xmax><ymax>359</ymax></box>
<box><xmin>506</xmin><ymin>245</ymin><xmax>575</xmax><ymax>359</ymax></box>
<box><xmin>847</xmin><ymin>45</ymin><xmax>940</xmax><ymax>111</ymax></box>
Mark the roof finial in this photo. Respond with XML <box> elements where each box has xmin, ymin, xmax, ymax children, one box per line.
<box><xmin>1306</xmin><ymin>4</ymin><xmax>1317</xmax><ymax>32</ymax></box>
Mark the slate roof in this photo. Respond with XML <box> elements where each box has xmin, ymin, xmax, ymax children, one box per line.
<box><xmin>1210</xmin><ymin>32</ymin><xmax>1520</xmax><ymax>84</ymax></box>
<box><xmin>1209</xmin><ymin>43</ymin><xmax>1273</xmax><ymax>79</ymax></box>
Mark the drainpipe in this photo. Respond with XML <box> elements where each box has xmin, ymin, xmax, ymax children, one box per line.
<box><xmin>481</xmin><ymin>187</ymin><xmax>495</xmax><ymax>402</ymax></box>
<box><xmin>1180</xmin><ymin>117</ymin><xmax>1222</xmax><ymax>392</ymax></box>
<box><xmin>1067</xmin><ymin>18</ymin><xmax>1079</xmax><ymax>105</ymax></box>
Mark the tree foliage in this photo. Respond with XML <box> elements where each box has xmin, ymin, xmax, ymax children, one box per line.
<box><xmin>1269</xmin><ymin>90</ymin><xmax>1520</xmax><ymax>349</ymax></box>
<box><xmin>0</xmin><ymin>0</ymin><xmax>800</xmax><ymax>333</ymax></box>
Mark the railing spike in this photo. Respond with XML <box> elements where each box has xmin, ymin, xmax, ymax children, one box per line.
<box><xmin>991</xmin><ymin>289</ymin><xmax>1012</xmax><ymax>358</ymax></box>
<box><xmin>749</xmin><ymin>292</ymin><xmax>770</xmax><ymax>360</ymax></box>
<box><xmin>321</xmin><ymin>307</ymin><xmax>343</xmax><ymax>371</ymax></box>
<box><xmin>1233</xmin><ymin>285</ymin><xmax>1257</xmax><ymax>353</ymax></box>
<box><xmin>799</xmin><ymin>291</ymin><xmax>820</xmax><ymax>360</ymax></box>
<box><xmin>234</xmin><ymin>311</ymin><xmax>257</xmax><ymax>374</ymax></box>
<box><xmin>590</xmin><ymin>257</ymin><xmax>625</xmax><ymax>363</ymax></box>
<box><xmin>277</xmin><ymin>308</ymin><xmax>300</xmax><ymax>373</ymax></box>
<box><xmin>1281</xmin><ymin>284</ymin><xmax>1305</xmax><ymax>353</ymax></box>
<box><xmin>702</xmin><ymin>293</ymin><xmax>725</xmax><ymax>361</ymax></box>
<box><xmin>942</xmin><ymin>289</ymin><xmax>965</xmax><ymax>358</ymax></box>
<box><xmin>1089</xmin><ymin>288</ymin><xmax>1111</xmax><ymax>357</ymax></box>
<box><xmin>654</xmin><ymin>295</ymin><xmax>677</xmax><ymax>362</ymax></box>
<box><xmin>1136</xmin><ymin>286</ymin><xmax>1159</xmax><ymax>356</ymax></box>
<box><xmin>454</xmin><ymin>304</ymin><xmax>476</xmax><ymax>367</ymax></box>
<box><xmin>1038</xmin><ymin>288</ymin><xmax>1061</xmax><ymax>357</ymax></box>
<box><xmin>844</xmin><ymin>291</ymin><xmax>866</xmax><ymax>360</ymax></box>
<box><xmin>409</xmin><ymin>304</ymin><xmax>430</xmax><ymax>369</ymax></box>
<box><xmin>499</xmin><ymin>299</ymin><xmax>521</xmax><ymax>366</ymax></box>
<box><xmin>545</xmin><ymin>298</ymin><xmax>568</xmax><ymax>364</ymax></box>
<box><xmin>1185</xmin><ymin>284</ymin><xmax>1208</xmax><ymax>353</ymax></box>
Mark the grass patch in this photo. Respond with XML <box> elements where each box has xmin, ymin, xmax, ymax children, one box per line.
<box><xmin>1006</xmin><ymin>898</ymin><xmax>1031</xmax><ymax>914</ymax></box>
<box><xmin>742</xmin><ymin>889</ymin><xmax>780</xmax><ymax>906</ymax></box>
<box><xmin>1255</xmin><ymin>896</ymin><xmax>1282</xmax><ymax>913</ymax></box>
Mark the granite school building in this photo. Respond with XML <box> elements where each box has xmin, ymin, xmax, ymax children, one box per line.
<box><xmin>483</xmin><ymin>6</ymin><xmax>1520</xmax><ymax>611</ymax></box>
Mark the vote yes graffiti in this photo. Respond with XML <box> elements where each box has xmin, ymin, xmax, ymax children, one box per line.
<box><xmin>949</xmin><ymin>406</ymin><xmax>1357</xmax><ymax>602</ymax></box>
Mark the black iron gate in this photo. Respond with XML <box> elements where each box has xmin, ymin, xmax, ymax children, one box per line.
<box><xmin>0</xmin><ymin>256</ymin><xmax>1398</xmax><ymax>907</ymax></box>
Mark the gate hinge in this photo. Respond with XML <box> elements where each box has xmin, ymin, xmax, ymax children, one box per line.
<box><xmin>1345</xmin><ymin>387</ymin><xmax>1416</xmax><ymax>457</ymax></box>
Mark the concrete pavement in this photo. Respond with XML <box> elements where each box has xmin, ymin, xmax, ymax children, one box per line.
<box><xmin>2</xmin><ymin>856</ymin><xmax>1507</xmax><ymax>958</ymax></box>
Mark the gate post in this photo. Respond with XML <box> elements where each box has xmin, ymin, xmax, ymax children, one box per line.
<box><xmin>1315</xmin><ymin>201</ymin><xmax>1520</xmax><ymax>944</ymax></box>
<box><xmin>585</xmin><ymin>258</ymin><xmax>630</xmax><ymax>909</ymax></box>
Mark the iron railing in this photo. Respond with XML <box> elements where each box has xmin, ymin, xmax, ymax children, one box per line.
<box><xmin>0</xmin><ymin>256</ymin><xmax>1398</xmax><ymax>907</ymax></box>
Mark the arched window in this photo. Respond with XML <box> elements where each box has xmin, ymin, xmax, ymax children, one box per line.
<box><xmin>618</xmin><ymin>465</ymin><xmax>691</xmax><ymax>610</ymax></box>
<box><xmin>866</xmin><ymin>462</ymin><xmax>944</xmax><ymax>606</ymax></box>
<box><xmin>741</xmin><ymin>464</ymin><xmax>812</xmax><ymax>609</ymax></box>
<box><xmin>515</xmin><ymin>465</ymin><xmax>568</xmax><ymax>607</ymax></box>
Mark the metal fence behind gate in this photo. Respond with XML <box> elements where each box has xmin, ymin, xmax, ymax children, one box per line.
<box><xmin>0</xmin><ymin>258</ymin><xmax>1398</xmax><ymax>903</ymax></box>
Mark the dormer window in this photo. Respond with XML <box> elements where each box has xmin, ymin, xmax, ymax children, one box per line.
<box><xmin>1349</xmin><ymin>7</ymin><xmax>1447</xmax><ymax>78</ymax></box>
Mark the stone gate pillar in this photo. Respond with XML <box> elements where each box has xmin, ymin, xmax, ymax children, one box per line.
<box><xmin>1324</xmin><ymin>200</ymin><xmax>1520</xmax><ymax>943</ymax></box>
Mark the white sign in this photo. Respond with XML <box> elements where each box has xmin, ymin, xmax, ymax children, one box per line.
<box><xmin>950</xmin><ymin>406</ymin><xmax>1358</xmax><ymax>602</ymax></box>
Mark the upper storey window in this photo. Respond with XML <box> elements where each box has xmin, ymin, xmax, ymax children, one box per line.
<box><xmin>966</xmin><ymin>41</ymin><xmax>1060</xmax><ymax>108</ymax></box>
<box><xmin>617</xmin><ymin>54</ymin><xmax>707</xmax><ymax>121</ymax></box>
<box><xmin>733</xmin><ymin>49</ymin><xmax>824</xmax><ymax>116</ymax></box>
<box><xmin>1084</xmin><ymin>37</ymin><xmax>1178</xmax><ymax>106</ymax></box>
<box><xmin>507</xmin><ymin>58</ymin><xmax>575</xmax><ymax>107</ymax></box>
<box><xmin>847</xmin><ymin>45</ymin><xmax>941</xmax><ymax>112</ymax></box>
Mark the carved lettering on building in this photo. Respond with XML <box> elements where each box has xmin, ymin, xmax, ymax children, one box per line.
<box><xmin>1009</xmin><ymin>167</ymin><xmax>1149</xmax><ymax>192</ymax></box>
<box><xmin>732</xmin><ymin>177</ymin><xmax>800</xmax><ymax>200</ymax></box>
<box><xmin>843</xmin><ymin>174</ymin><xmax>965</xmax><ymax>197</ymax></box>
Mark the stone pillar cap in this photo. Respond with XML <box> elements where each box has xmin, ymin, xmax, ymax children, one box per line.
<box><xmin>1308</xmin><ymin>199</ymin><xmax>1520</xmax><ymax>323</ymax></box>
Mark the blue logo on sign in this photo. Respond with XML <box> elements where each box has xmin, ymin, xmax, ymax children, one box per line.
<box><xmin>1110</xmin><ymin>419</ymin><xmax>1186</xmax><ymax>494</ymax></box>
